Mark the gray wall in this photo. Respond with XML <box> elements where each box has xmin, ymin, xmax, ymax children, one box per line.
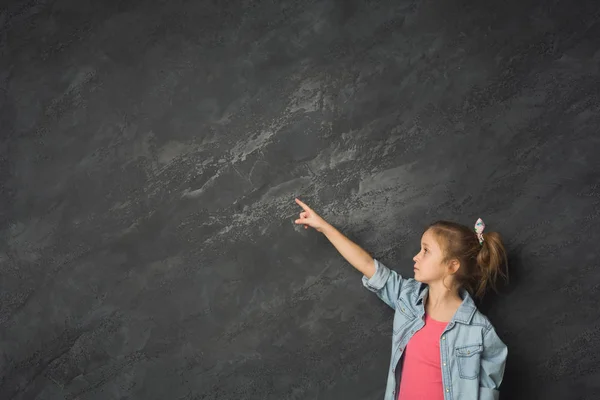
<box><xmin>1</xmin><ymin>0</ymin><xmax>599</xmax><ymax>399</ymax></box>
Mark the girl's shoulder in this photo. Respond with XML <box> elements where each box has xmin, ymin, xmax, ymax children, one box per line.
<box><xmin>402</xmin><ymin>278</ymin><xmax>426</xmax><ymax>301</ymax></box>
<box><xmin>457</xmin><ymin>309</ymin><xmax>506</xmax><ymax>349</ymax></box>
<box><xmin>470</xmin><ymin>308</ymin><xmax>500</xmax><ymax>334</ymax></box>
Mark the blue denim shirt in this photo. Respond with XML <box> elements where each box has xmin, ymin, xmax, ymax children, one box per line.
<box><xmin>362</xmin><ymin>258</ymin><xmax>508</xmax><ymax>400</ymax></box>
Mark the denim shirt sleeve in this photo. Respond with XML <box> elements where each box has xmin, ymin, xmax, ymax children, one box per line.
<box><xmin>361</xmin><ymin>258</ymin><xmax>406</xmax><ymax>310</ymax></box>
<box><xmin>478</xmin><ymin>325</ymin><xmax>508</xmax><ymax>400</ymax></box>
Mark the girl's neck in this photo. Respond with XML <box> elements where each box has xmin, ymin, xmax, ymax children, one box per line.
<box><xmin>424</xmin><ymin>284</ymin><xmax>463</xmax><ymax>322</ymax></box>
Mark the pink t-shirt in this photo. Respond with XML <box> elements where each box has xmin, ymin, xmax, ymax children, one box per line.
<box><xmin>397</xmin><ymin>313</ymin><xmax>448</xmax><ymax>400</ymax></box>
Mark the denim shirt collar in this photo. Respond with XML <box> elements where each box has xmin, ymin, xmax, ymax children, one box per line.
<box><xmin>414</xmin><ymin>283</ymin><xmax>477</xmax><ymax>325</ymax></box>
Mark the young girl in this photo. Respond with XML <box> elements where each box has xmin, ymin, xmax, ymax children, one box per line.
<box><xmin>294</xmin><ymin>198</ymin><xmax>508</xmax><ymax>400</ymax></box>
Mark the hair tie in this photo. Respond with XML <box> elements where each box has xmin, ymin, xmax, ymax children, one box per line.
<box><xmin>474</xmin><ymin>218</ymin><xmax>485</xmax><ymax>245</ymax></box>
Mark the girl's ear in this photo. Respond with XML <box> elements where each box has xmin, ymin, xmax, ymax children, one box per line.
<box><xmin>448</xmin><ymin>259</ymin><xmax>461</xmax><ymax>274</ymax></box>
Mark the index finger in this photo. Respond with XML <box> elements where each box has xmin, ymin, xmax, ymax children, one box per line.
<box><xmin>295</xmin><ymin>198</ymin><xmax>311</xmax><ymax>211</ymax></box>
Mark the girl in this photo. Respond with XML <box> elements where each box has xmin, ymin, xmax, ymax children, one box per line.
<box><xmin>294</xmin><ymin>198</ymin><xmax>508</xmax><ymax>400</ymax></box>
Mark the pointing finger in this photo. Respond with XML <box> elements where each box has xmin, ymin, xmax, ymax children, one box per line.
<box><xmin>295</xmin><ymin>198</ymin><xmax>311</xmax><ymax>211</ymax></box>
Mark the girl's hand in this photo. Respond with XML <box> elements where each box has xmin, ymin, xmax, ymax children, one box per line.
<box><xmin>294</xmin><ymin>198</ymin><xmax>328</xmax><ymax>233</ymax></box>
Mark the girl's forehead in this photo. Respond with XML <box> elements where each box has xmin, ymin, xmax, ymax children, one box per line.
<box><xmin>421</xmin><ymin>230</ymin><xmax>439</xmax><ymax>246</ymax></box>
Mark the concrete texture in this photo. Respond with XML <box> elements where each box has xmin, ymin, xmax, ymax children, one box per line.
<box><xmin>1</xmin><ymin>0</ymin><xmax>600</xmax><ymax>399</ymax></box>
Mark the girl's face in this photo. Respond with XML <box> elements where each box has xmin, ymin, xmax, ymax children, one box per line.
<box><xmin>412</xmin><ymin>229</ymin><xmax>447</xmax><ymax>283</ymax></box>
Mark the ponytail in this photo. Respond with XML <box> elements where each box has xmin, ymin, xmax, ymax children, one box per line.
<box><xmin>475</xmin><ymin>231</ymin><xmax>509</xmax><ymax>299</ymax></box>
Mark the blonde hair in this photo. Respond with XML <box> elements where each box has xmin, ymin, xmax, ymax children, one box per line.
<box><xmin>425</xmin><ymin>220</ymin><xmax>509</xmax><ymax>299</ymax></box>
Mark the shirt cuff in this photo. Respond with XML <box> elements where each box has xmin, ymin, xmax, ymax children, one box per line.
<box><xmin>479</xmin><ymin>386</ymin><xmax>500</xmax><ymax>400</ymax></box>
<box><xmin>361</xmin><ymin>258</ymin><xmax>391</xmax><ymax>291</ymax></box>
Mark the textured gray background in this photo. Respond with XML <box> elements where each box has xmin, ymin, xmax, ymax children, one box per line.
<box><xmin>1</xmin><ymin>0</ymin><xmax>600</xmax><ymax>399</ymax></box>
